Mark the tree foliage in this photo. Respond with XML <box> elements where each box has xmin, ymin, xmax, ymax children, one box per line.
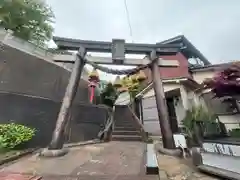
<box><xmin>182</xmin><ymin>105</ymin><xmax>218</xmax><ymax>146</ymax></box>
<box><xmin>0</xmin><ymin>123</ymin><xmax>35</xmax><ymax>149</ymax></box>
<box><xmin>203</xmin><ymin>63</ymin><xmax>240</xmax><ymax>98</ymax></box>
<box><xmin>0</xmin><ymin>0</ymin><xmax>54</xmax><ymax>47</ymax></box>
<box><xmin>100</xmin><ymin>83</ymin><xmax>118</xmax><ymax>107</ymax></box>
<box><xmin>120</xmin><ymin>76</ymin><xmax>144</xmax><ymax>99</ymax></box>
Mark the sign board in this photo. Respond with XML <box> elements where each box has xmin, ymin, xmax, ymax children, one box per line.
<box><xmin>173</xmin><ymin>134</ymin><xmax>187</xmax><ymax>149</ymax></box>
<box><xmin>112</xmin><ymin>39</ymin><xmax>125</xmax><ymax>63</ymax></box>
<box><xmin>202</xmin><ymin>142</ymin><xmax>240</xmax><ymax>157</ymax></box>
<box><xmin>201</xmin><ymin>142</ymin><xmax>240</xmax><ymax>175</ymax></box>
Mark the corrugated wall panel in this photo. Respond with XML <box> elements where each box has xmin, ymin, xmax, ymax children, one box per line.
<box><xmin>142</xmin><ymin>96</ymin><xmax>161</xmax><ymax>135</ymax></box>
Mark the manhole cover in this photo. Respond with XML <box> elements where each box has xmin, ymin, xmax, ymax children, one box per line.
<box><xmin>0</xmin><ymin>172</ymin><xmax>42</xmax><ymax>180</ymax></box>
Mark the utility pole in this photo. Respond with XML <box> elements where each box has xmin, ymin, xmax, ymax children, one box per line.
<box><xmin>150</xmin><ymin>50</ymin><xmax>175</xmax><ymax>149</ymax></box>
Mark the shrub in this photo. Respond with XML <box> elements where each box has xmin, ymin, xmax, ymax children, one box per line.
<box><xmin>0</xmin><ymin>123</ymin><xmax>35</xmax><ymax>149</ymax></box>
<box><xmin>181</xmin><ymin>105</ymin><xmax>218</xmax><ymax>146</ymax></box>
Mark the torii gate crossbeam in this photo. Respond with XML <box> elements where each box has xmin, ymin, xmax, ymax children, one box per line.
<box><xmin>53</xmin><ymin>36</ymin><xmax>183</xmax><ymax>54</ymax></box>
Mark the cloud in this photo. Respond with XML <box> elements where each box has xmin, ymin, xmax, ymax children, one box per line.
<box><xmin>46</xmin><ymin>0</ymin><xmax>240</xmax><ymax>80</ymax></box>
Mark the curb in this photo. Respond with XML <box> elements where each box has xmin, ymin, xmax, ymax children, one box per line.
<box><xmin>158</xmin><ymin>170</ymin><xmax>169</xmax><ymax>180</ymax></box>
<box><xmin>0</xmin><ymin>148</ymin><xmax>38</xmax><ymax>166</ymax></box>
<box><xmin>39</xmin><ymin>148</ymin><xmax>68</xmax><ymax>158</ymax></box>
<box><xmin>155</xmin><ymin>143</ymin><xmax>182</xmax><ymax>157</ymax></box>
<box><xmin>64</xmin><ymin>139</ymin><xmax>103</xmax><ymax>148</ymax></box>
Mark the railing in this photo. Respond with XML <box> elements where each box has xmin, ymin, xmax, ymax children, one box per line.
<box><xmin>127</xmin><ymin>105</ymin><xmax>148</xmax><ymax>141</ymax></box>
<box><xmin>98</xmin><ymin>106</ymin><xmax>115</xmax><ymax>141</ymax></box>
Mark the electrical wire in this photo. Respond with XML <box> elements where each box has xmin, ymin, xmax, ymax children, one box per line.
<box><xmin>124</xmin><ymin>0</ymin><xmax>134</xmax><ymax>43</ymax></box>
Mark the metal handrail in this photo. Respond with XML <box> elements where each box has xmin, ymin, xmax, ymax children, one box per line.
<box><xmin>98</xmin><ymin>106</ymin><xmax>115</xmax><ymax>141</ymax></box>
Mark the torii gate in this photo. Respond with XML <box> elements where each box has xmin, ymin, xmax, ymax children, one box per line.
<box><xmin>48</xmin><ymin>38</ymin><xmax>182</xmax><ymax>152</ymax></box>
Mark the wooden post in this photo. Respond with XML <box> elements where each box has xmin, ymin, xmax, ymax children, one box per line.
<box><xmin>150</xmin><ymin>50</ymin><xmax>175</xmax><ymax>149</ymax></box>
<box><xmin>49</xmin><ymin>47</ymin><xmax>86</xmax><ymax>150</ymax></box>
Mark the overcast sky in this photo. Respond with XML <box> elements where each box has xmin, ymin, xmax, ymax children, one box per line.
<box><xmin>46</xmin><ymin>0</ymin><xmax>240</xmax><ymax>81</ymax></box>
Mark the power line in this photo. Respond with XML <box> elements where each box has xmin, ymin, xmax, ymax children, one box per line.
<box><xmin>124</xmin><ymin>0</ymin><xmax>134</xmax><ymax>43</ymax></box>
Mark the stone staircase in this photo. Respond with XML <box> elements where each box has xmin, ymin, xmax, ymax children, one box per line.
<box><xmin>112</xmin><ymin>117</ymin><xmax>142</xmax><ymax>141</ymax></box>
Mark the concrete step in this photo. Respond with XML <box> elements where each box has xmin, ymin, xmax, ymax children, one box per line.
<box><xmin>112</xmin><ymin>130</ymin><xmax>140</xmax><ymax>136</ymax></box>
<box><xmin>114</xmin><ymin>124</ymin><xmax>137</xmax><ymax>128</ymax></box>
<box><xmin>115</xmin><ymin>120</ymin><xmax>134</xmax><ymax>124</ymax></box>
<box><xmin>112</xmin><ymin>135</ymin><xmax>142</xmax><ymax>141</ymax></box>
<box><xmin>114</xmin><ymin>126</ymin><xmax>137</xmax><ymax>131</ymax></box>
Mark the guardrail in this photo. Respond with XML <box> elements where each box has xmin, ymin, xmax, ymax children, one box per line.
<box><xmin>192</xmin><ymin>139</ymin><xmax>240</xmax><ymax>180</ymax></box>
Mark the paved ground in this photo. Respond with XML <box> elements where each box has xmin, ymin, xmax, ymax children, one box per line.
<box><xmin>0</xmin><ymin>141</ymin><xmax>158</xmax><ymax>180</ymax></box>
<box><xmin>157</xmin><ymin>153</ymin><xmax>221</xmax><ymax>180</ymax></box>
<box><xmin>0</xmin><ymin>141</ymin><xmax>223</xmax><ymax>180</ymax></box>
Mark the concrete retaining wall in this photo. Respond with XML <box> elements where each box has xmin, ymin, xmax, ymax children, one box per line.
<box><xmin>0</xmin><ymin>92</ymin><xmax>108</xmax><ymax>148</ymax></box>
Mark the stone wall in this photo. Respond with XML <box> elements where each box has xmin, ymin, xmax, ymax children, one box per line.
<box><xmin>0</xmin><ymin>44</ymin><xmax>108</xmax><ymax>148</ymax></box>
<box><xmin>0</xmin><ymin>92</ymin><xmax>108</xmax><ymax>148</ymax></box>
<box><xmin>0</xmin><ymin>44</ymin><xmax>89</xmax><ymax>102</ymax></box>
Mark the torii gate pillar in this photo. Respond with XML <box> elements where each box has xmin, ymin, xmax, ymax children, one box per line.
<box><xmin>48</xmin><ymin>47</ymin><xmax>86</xmax><ymax>150</ymax></box>
<box><xmin>150</xmin><ymin>50</ymin><xmax>175</xmax><ymax>149</ymax></box>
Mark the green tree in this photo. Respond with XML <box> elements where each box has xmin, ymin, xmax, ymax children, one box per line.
<box><xmin>0</xmin><ymin>0</ymin><xmax>54</xmax><ymax>47</ymax></box>
<box><xmin>100</xmin><ymin>83</ymin><xmax>118</xmax><ymax>107</ymax></box>
<box><xmin>121</xmin><ymin>76</ymin><xmax>144</xmax><ymax>99</ymax></box>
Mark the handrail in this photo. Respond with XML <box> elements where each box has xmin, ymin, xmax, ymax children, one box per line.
<box><xmin>103</xmin><ymin>106</ymin><xmax>114</xmax><ymax>140</ymax></box>
<box><xmin>127</xmin><ymin>105</ymin><xmax>148</xmax><ymax>141</ymax></box>
<box><xmin>98</xmin><ymin>106</ymin><xmax>115</xmax><ymax>141</ymax></box>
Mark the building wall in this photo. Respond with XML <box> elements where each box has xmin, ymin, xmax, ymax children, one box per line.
<box><xmin>218</xmin><ymin>114</ymin><xmax>240</xmax><ymax>130</ymax></box>
<box><xmin>159</xmin><ymin>53</ymin><xmax>191</xmax><ymax>79</ymax></box>
<box><xmin>191</xmin><ymin>70</ymin><xmax>215</xmax><ymax>84</ymax></box>
<box><xmin>143</xmin><ymin>52</ymin><xmax>191</xmax><ymax>83</ymax></box>
<box><xmin>142</xmin><ymin>83</ymin><xmax>181</xmax><ymax>98</ymax></box>
<box><xmin>141</xmin><ymin>96</ymin><xmax>161</xmax><ymax>136</ymax></box>
<box><xmin>140</xmin><ymin>82</ymin><xmax>188</xmax><ymax>131</ymax></box>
